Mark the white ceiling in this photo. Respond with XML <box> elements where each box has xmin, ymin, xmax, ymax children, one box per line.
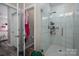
<box><xmin>9</xmin><ymin>3</ymin><xmax>33</xmax><ymax>9</ymax></box>
<box><xmin>9</xmin><ymin>3</ymin><xmax>17</xmax><ymax>7</ymax></box>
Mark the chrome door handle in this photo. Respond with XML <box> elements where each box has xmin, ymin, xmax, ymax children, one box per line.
<box><xmin>61</xmin><ymin>27</ymin><xmax>63</xmax><ymax>36</ymax></box>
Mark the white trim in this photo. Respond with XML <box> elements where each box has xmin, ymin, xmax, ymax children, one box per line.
<box><xmin>23</xmin><ymin>3</ymin><xmax>25</xmax><ymax>56</ymax></box>
<box><xmin>34</xmin><ymin>4</ymin><xmax>36</xmax><ymax>50</ymax></box>
<box><xmin>20</xmin><ymin>4</ymin><xmax>34</xmax><ymax>13</ymax></box>
<box><xmin>17</xmin><ymin>3</ymin><xmax>19</xmax><ymax>56</ymax></box>
<box><xmin>3</xmin><ymin>3</ymin><xmax>17</xmax><ymax>9</ymax></box>
<box><xmin>2</xmin><ymin>3</ymin><xmax>21</xmax><ymax>11</ymax></box>
<box><xmin>25</xmin><ymin>4</ymin><xmax>34</xmax><ymax>10</ymax></box>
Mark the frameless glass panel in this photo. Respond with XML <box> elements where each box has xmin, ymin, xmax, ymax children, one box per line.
<box><xmin>40</xmin><ymin>3</ymin><xmax>76</xmax><ymax>56</ymax></box>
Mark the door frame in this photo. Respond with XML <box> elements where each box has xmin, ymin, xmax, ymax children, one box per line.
<box><xmin>25</xmin><ymin>4</ymin><xmax>35</xmax><ymax>50</ymax></box>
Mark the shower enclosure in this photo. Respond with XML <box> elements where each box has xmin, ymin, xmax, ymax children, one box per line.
<box><xmin>39</xmin><ymin>3</ymin><xmax>79</xmax><ymax>56</ymax></box>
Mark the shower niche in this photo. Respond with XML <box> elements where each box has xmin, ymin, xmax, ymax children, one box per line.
<box><xmin>48</xmin><ymin>21</ymin><xmax>59</xmax><ymax>35</ymax></box>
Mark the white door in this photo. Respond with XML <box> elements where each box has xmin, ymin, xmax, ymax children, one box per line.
<box><xmin>10</xmin><ymin>12</ymin><xmax>19</xmax><ymax>47</ymax></box>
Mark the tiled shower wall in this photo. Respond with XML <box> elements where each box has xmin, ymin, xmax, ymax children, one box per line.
<box><xmin>73</xmin><ymin>4</ymin><xmax>79</xmax><ymax>56</ymax></box>
<box><xmin>40</xmin><ymin>3</ymin><xmax>74</xmax><ymax>53</ymax></box>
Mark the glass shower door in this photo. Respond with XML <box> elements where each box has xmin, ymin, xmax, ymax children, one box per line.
<box><xmin>41</xmin><ymin>4</ymin><xmax>66</xmax><ymax>56</ymax></box>
<box><xmin>40</xmin><ymin>4</ymin><xmax>51</xmax><ymax>54</ymax></box>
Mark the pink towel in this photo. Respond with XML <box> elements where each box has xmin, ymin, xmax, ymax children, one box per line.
<box><xmin>25</xmin><ymin>10</ymin><xmax>30</xmax><ymax>40</ymax></box>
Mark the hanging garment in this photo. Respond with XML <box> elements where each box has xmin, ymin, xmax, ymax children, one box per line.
<box><xmin>25</xmin><ymin>10</ymin><xmax>30</xmax><ymax>40</ymax></box>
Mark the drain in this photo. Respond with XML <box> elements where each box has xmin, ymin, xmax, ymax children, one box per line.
<box><xmin>59</xmin><ymin>50</ymin><xmax>62</xmax><ymax>52</ymax></box>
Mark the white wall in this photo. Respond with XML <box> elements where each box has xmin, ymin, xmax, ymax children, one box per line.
<box><xmin>73</xmin><ymin>4</ymin><xmax>79</xmax><ymax>56</ymax></box>
<box><xmin>34</xmin><ymin>4</ymin><xmax>42</xmax><ymax>50</ymax></box>
<box><xmin>50</xmin><ymin>4</ymin><xmax>74</xmax><ymax>49</ymax></box>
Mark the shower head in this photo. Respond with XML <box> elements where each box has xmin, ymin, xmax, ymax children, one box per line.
<box><xmin>49</xmin><ymin>11</ymin><xmax>56</xmax><ymax>15</ymax></box>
